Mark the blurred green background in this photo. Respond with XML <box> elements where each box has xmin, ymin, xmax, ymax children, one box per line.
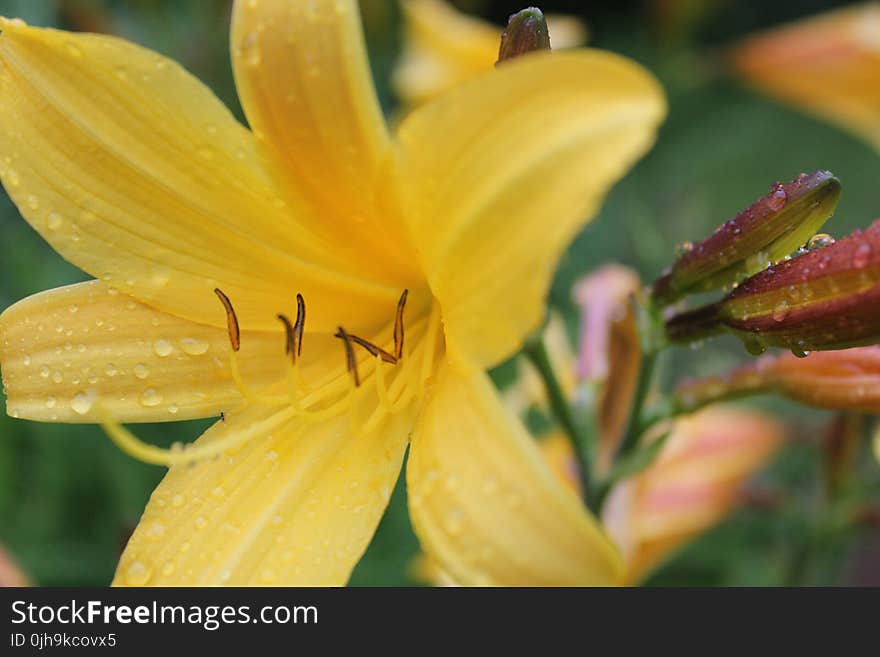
<box><xmin>0</xmin><ymin>0</ymin><xmax>878</xmax><ymax>586</ymax></box>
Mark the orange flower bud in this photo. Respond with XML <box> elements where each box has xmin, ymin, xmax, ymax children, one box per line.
<box><xmin>676</xmin><ymin>346</ymin><xmax>880</xmax><ymax>413</ymax></box>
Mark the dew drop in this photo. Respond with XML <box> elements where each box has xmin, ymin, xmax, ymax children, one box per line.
<box><xmin>171</xmin><ymin>493</ymin><xmax>186</xmax><ymax>508</ymax></box>
<box><xmin>45</xmin><ymin>396</ymin><xmax>56</xmax><ymax>409</ymax></box>
<box><xmin>133</xmin><ymin>363</ymin><xmax>150</xmax><ymax>379</ymax></box>
<box><xmin>791</xmin><ymin>347</ymin><xmax>811</xmax><ymax>358</ymax></box>
<box><xmin>145</xmin><ymin>521</ymin><xmax>166</xmax><ymax>540</ymax></box>
<box><xmin>71</xmin><ymin>390</ymin><xmax>95</xmax><ymax>415</ymax></box>
<box><xmin>46</xmin><ymin>212</ymin><xmax>63</xmax><ymax>230</ymax></box>
<box><xmin>767</xmin><ymin>185</ymin><xmax>787</xmax><ymax>211</ymax></box>
<box><xmin>179</xmin><ymin>337</ymin><xmax>210</xmax><ymax>355</ymax></box>
<box><xmin>22</xmin><ymin>354</ymin><xmax>31</xmax><ymax>366</ymax></box>
<box><xmin>743</xmin><ymin>336</ymin><xmax>767</xmax><ymax>356</ymax></box>
<box><xmin>51</xmin><ymin>371</ymin><xmax>63</xmax><ymax>384</ymax></box>
<box><xmin>124</xmin><ymin>561</ymin><xmax>152</xmax><ymax>586</ymax></box>
<box><xmin>853</xmin><ymin>242</ymin><xmax>872</xmax><ymax>269</ymax></box>
<box><xmin>443</xmin><ymin>508</ymin><xmax>465</xmax><ymax>535</ymax></box>
<box><xmin>807</xmin><ymin>233</ymin><xmax>835</xmax><ymax>250</ymax></box>
<box><xmin>675</xmin><ymin>241</ymin><xmax>694</xmax><ymax>257</ymax></box>
<box><xmin>153</xmin><ymin>339</ymin><xmax>173</xmax><ymax>357</ymax></box>
<box><xmin>772</xmin><ymin>301</ymin><xmax>790</xmax><ymax>322</ymax></box>
<box><xmin>39</xmin><ymin>365</ymin><xmax>50</xmax><ymax>378</ymax></box>
<box><xmin>140</xmin><ymin>388</ymin><xmax>163</xmax><ymax>407</ymax></box>
<box><xmin>105</xmin><ymin>363</ymin><xmax>118</xmax><ymax>377</ymax></box>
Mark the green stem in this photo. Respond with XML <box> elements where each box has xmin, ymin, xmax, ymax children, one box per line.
<box><xmin>524</xmin><ymin>339</ymin><xmax>594</xmax><ymax>503</ymax></box>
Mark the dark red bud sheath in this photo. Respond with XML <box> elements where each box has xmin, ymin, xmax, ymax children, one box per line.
<box><xmin>653</xmin><ymin>171</ymin><xmax>841</xmax><ymax>304</ymax></box>
<box><xmin>668</xmin><ymin>220</ymin><xmax>880</xmax><ymax>354</ymax></box>
<box><xmin>497</xmin><ymin>7</ymin><xmax>551</xmax><ymax>65</ymax></box>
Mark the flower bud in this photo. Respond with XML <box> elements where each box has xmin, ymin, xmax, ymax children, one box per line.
<box><xmin>676</xmin><ymin>346</ymin><xmax>880</xmax><ymax>413</ymax></box>
<box><xmin>496</xmin><ymin>7</ymin><xmax>551</xmax><ymax>65</ymax></box>
<box><xmin>653</xmin><ymin>171</ymin><xmax>841</xmax><ymax>304</ymax></box>
<box><xmin>573</xmin><ymin>265</ymin><xmax>641</xmax><ymax>468</ymax></box>
<box><xmin>714</xmin><ymin>219</ymin><xmax>880</xmax><ymax>354</ymax></box>
<box><xmin>602</xmin><ymin>407</ymin><xmax>783</xmax><ymax>583</ymax></box>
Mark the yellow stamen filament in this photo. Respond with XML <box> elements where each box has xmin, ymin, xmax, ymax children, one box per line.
<box><xmin>420</xmin><ymin>302</ymin><xmax>441</xmax><ymax>385</ymax></box>
<box><xmin>213</xmin><ymin>288</ymin><xmax>240</xmax><ymax>352</ymax></box>
<box><xmin>98</xmin><ymin>404</ymin><xmax>298</xmax><ymax>467</ymax></box>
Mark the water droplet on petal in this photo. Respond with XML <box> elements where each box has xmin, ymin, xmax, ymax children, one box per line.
<box><xmin>772</xmin><ymin>301</ymin><xmax>790</xmax><ymax>322</ymax></box>
<box><xmin>140</xmin><ymin>388</ymin><xmax>163</xmax><ymax>407</ymax></box>
<box><xmin>806</xmin><ymin>233</ymin><xmax>835</xmax><ymax>250</ymax></box>
<box><xmin>134</xmin><ymin>363</ymin><xmax>150</xmax><ymax>379</ymax></box>
<box><xmin>853</xmin><ymin>242</ymin><xmax>872</xmax><ymax>269</ymax></box>
<box><xmin>145</xmin><ymin>522</ymin><xmax>165</xmax><ymax>540</ymax></box>
<box><xmin>153</xmin><ymin>339</ymin><xmax>173</xmax><ymax>357</ymax></box>
<box><xmin>46</xmin><ymin>212</ymin><xmax>63</xmax><ymax>230</ymax></box>
<box><xmin>71</xmin><ymin>390</ymin><xmax>95</xmax><ymax>415</ymax></box>
<box><xmin>179</xmin><ymin>337</ymin><xmax>209</xmax><ymax>355</ymax></box>
<box><xmin>124</xmin><ymin>561</ymin><xmax>152</xmax><ymax>586</ymax></box>
<box><xmin>767</xmin><ymin>185</ymin><xmax>787</xmax><ymax>211</ymax></box>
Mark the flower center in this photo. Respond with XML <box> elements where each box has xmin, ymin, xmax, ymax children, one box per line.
<box><xmin>96</xmin><ymin>289</ymin><xmax>442</xmax><ymax>468</ymax></box>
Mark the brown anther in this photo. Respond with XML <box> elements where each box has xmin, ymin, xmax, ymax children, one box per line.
<box><xmin>277</xmin><ymin>314</ymin><xmax>296</xmax><ymax>363</ymax></box>
<box><xmin>335</xmin><ymin>326</ymin><xmax>361</xmax><ymax>387</ymax></box>
<box><xmin>213</xmin><ymin>288</ymin><xmax>240</xmax><ymax>352</ymax></box>
<box><xmin>294</xmin><ymin>293</ymin><xmax>305</xmax><ymax>358</ymax></box>
<box><xmin>394</xmin><ymin>289</ymin><xmax>408</xmax><ymax>360</ymax></box>
<box><xmin>347</xmin><ymin>334</ymin><xmax>397</xmax><ymax>364</ymax></box>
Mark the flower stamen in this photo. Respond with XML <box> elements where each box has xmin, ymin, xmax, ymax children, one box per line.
<box><xmin>336</xmin><ymin>326</ymin><xmax>361</xmax><ymax>387</ymax></box>
<box><xmin>213</xmin><ymin>287</ymin><xmax>240</xmax><ymax>352</ymax></box>
<box><xmin>394</xmin><ymin>289</ymin><xmax>408</xmax><ymax>360</ymax></box>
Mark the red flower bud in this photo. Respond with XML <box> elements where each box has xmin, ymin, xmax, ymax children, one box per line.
<box><xmin>653</xmin><ymin>171</ymin><xmax>840</xmax><ymax>304</ymax></box>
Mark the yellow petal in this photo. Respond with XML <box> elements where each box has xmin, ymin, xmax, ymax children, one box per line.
<box><xmin>732</xmin><ymin>3</ymin><xmax>880</xmax><ymax>150</ymax></box>
<box><xmin>0</xmin><ymin>281</ymin><xmax>284</xmax><ymax>422</ymax></box>
<box><xmin>394</xmin><ymin>0</ymin><xmax>587</xmax><ymax>107</ymax></box>
<box><xmin>602</xmin><ymin>407</ymin><xmax>784</xmax><ymax>583</ymax></box>
<box><xmin>392</xmin><ymin>51</ymin><xmax>665</xmax><ymax>369</ymax></box>
<box><xmin>407</xmin><ymin>361</ymin><xmax>623</xmax><ymax>585</ymax></box>
<box><xmin>0</xmin><ymin>18</ymin><xmax>399</xmax><ymax>333</ymax></box>
<box><xmin>115</xmin><ymin>393</ymin><xmax>417</xmax><ymax>586</ymax></box>
<box><xmin>230</xmin><ymin>1</ymin><xmax>413</xmax><ymax>276</ymax></box>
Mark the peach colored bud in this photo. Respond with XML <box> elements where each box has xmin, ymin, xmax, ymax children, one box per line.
<box><xmin>573</xmin><ymin>265</ymin><xmax>642</xmax><ymax>466</ymax></box>
<box><xmin>676</xmin><ymin>345</ymin><xmax>880</xmax><ymax>413</ymax></box>
<box><xmin>602</xmin><ymin>406</ymin><xmax>784</xmax><ymax>583</ymax></box>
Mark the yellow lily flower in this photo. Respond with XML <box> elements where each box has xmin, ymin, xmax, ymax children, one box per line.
<box><xmin>416</xmin><ymin>409</ymin><xmax>784</xmax><ymax>586</ymax></box>
<box><xmin>0</xmin><ymin>2</ymin><xmax>664</xmax><ymax>585</ymax></box>
<box><xmin>394</xmin><ymin>0</ymin><xmax>587</xmax><ymax>107</ymax></box>
<box><xmin>732</xmin><ymin>3</ymin><xmax>880</xmax><ymax>150</ymax></box>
